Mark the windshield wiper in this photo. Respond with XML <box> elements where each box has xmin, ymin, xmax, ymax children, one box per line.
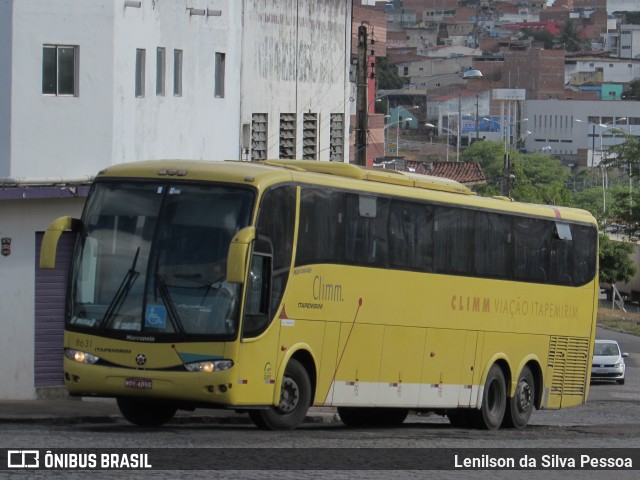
<box><xmin>99</xmin><ymin>247</ymin><xmax>140</xmax><ymax>330</ymax></box>
<box><xmin>154</xmin><ymin>273</ymin><xmax>186</xmax><ymax>338</ymax></box>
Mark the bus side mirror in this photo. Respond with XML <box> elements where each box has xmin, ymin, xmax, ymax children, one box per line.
<box><xmin>39</xmin><ymin>216</ymin><xmax>82</xmax><ymax>269</ymax></box>
<box><xmin>227</xmin><ymin>226</ymin><xmax>256</xmax><ymax>284</ymax></box>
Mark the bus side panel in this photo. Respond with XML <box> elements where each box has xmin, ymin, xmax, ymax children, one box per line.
<box><xmin>276</xmin><ymin>318</ymin><xmax>325</xmax><ymax>396</ymax></box>
<box><xmin>457</xmin><ymin>331</ymin><xmax>479</xmax><ymax>407</ymax></box>
<box><xmin>316</xmin><ymin>321</ymin><xmax>341</xmax><ymax>405</ymax></box>
<box><xmin>328</xmin><ymin>323</ymin><xmax>384</xmax><ymax>406</ymax></box>
<box><xmin>418</xmin><ymin>328</ymin><xmax>469</xmax><ymax>408</ymax></box>
<box><xmin>375</xmin><ymin>326</ymin><xmax>425</xmax><ymax>407</ymax></box>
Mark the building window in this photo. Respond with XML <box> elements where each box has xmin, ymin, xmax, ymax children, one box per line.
<box><xmin>135</xmin><ymin>48</ymin><xmax>145</xmax><ymax>97</ymax></box>
<box><xmin>302</xmin><ymin>113</ymin><xmax>318</xmax><ymax>160</ymax></box>
<box><xmin>42</xmin><ymin>45</ymin><xmax>78</xmax><ymax>96</ymax></box>
<box><xmin>330</xmin><ymin>113</ymin><xmax>344</xmax><ymax>161</ymax></box>
<box><xmin>251</xmin><ymin>113</ymin><xmax>268</xmax><ymax>161</ymax></box>
<box><xmin>215</xmin><ymin>52</ymin><xmax>225</xmax><ymax>98</ymax></box>
<box><xmin>156</xmin><ymin>47</ymin><xmax>166</xmax><ymax>96</ymax></box>
<box><xmin>174</xmin><ymin>49</ymin><xmax>183</xmax><ymax>96</ymax></box>
<box><xmin>279</xmin><ymin>113</ymin><xmax>297</xmax><ymax>159</ymax></box>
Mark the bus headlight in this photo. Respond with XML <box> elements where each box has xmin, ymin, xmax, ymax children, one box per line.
<box><xmin>184</xmin><ymin>360</ymin><xmax>234</xmax><ymax>373</ymax></box>
<box><xmin>65</xmin><ymin>348</ymin><xmax>100</xmax><ymax>364</ymax></box>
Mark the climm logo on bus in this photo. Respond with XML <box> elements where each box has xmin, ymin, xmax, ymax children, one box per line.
<box><xmin>451</xmin><ymin>294</ymin><xmax>579</xmax><ymax>321</ymax></box>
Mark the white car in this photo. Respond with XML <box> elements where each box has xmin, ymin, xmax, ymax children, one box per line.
<box><xmin>591</xmin><ymin>339</ymin><xmax>628</xmax><ymax>385</ymax></box>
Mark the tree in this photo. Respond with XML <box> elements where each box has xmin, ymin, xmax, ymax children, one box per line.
<box><xmin>376</xmin><ymin>56</ymin><xmax>404</xmax><ymax>91</ymax></box>
<box><xmin>623</xmin><ymin>79</ymin><xmax>640</xmax><ymax>100</ymax></box>
<box><xmin>520</xmin><ymin>27</ymin><xmax>556</xmax><ymax>50</ymax></box>
<box><xmin>460</xmin><ymin>140</ymin><xmax>504</xmax><ymax>195</ymax></box>
<box><xmin>510</xmin><ymin>152</ymin><xmax>572</xmax><ymax>205</ymax></box>
<box><xmin>599</xmin><ymin>234</ymin><xmax>636</xmax><ymax>292</ymax></box>
<box><xmin>560</xmin><ymin>20</ymin><xmax>590</xmax><ymax>52</ymax></box>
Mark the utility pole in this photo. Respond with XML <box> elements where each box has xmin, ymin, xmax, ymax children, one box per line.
<box><xmin>355</xmin><ymin>24</ymin><xmax>368</xmax><ymax>166</ymax></box>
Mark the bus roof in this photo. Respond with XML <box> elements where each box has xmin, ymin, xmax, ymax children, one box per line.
<box><xmin>96</xmin><ymin>160</ymin><xmax>597</xmax><ymax>225</ymax></box>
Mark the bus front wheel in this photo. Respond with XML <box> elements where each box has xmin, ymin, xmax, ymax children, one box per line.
<box><xmin>503</xmin><ymin>366</ymin><xmax>534</xmax><ymax>429</ymax></box>
<box><xmin>474</xmin><ymin>364</ymin><xmax>506</xmax><ymax>430</ymax></box>
<box><xmin>116</xmin><ymin>398</ymin><xmax>177</xmax><ymax>427</ymax></box>
<box><xmin>249</xmin><ymin>359</ymin><xmax>311</xmax><ymax>430</ymax></box>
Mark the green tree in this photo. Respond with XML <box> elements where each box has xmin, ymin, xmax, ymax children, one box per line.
<box><xmin>510</xmin><ymin>152</ymin><xmax>572</xmax><ymax>205</ymax></box>
<box><xmin>460</xmin><ymin>140</ymin><xmax>504</xmax><ymax>195</ymax></box>
<box><xmin>599</xmin><ymin>234</ymin><xmax>636</xmax><ymax>291</ymax></box>
<box><xmin>376</xmin><ymin>56</ymin><xmax>404</xmax><ymax>90</ymax></box>
<box><xmin>560</xmin><ymin>20</ymin><xmax>590</xmax><ymax>52</ymax></box>
<box><xmin>520</xmin><ymin>27</ymin><xmax>556</xmax><ymax>50</ymax></box>
<box><xmin>571</xmin><ymin>186</ymin><xmax>606</xmax><ymax>223</ymax></box>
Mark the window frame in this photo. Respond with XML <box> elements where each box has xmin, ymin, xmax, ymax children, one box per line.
<box><xmin>214</xmin><ymin>52</ymin><xmax>225</xmax><ymax>98</ymax></box>
<box><xmin>42</xmin><ymin>45</ymin><xmax>79</xmax><ymax>97</ymax></box>
<box><xmin>135</xmin><ymin>48</ymin><xmax>146</xmax><ymax>98</ymax></box>
<box><xmin>173</xmin><ymin>49</ymin><xmax>183</xmax><ymax>97</ymax></box>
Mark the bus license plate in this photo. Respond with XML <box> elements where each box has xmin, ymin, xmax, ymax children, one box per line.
<box><xmin>125</xmin><ymin>377</ymin><xmax>152</xmax><ymax>389</ymax></box>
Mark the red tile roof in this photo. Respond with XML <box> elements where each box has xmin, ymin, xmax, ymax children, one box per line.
<box><xmin>407</xmin><ymin>161</ymin><xmax>486</xmax><ymax>185</ymax></box>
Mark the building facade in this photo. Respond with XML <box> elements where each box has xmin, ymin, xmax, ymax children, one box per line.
<box><xmin>0</xmin><ymin>0</ymin><xmax>352</xmax><ymax>399</ymax></box>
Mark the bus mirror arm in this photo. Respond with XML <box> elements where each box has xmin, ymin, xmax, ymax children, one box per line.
<box><xmin>227</xmin><ymin>226</ymin><xmax>256</xmax><ymax>284</ymax></box>
<box><xmin>39</xmin><ymin>216</ymin><xmax>83</xmax><ymax>269</ymax></box>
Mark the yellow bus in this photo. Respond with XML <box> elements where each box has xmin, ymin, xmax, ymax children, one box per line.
<box><xmin>40</xmin><ymin>159</ymin><xmax>599</xmax><ymax>430</ymax></box>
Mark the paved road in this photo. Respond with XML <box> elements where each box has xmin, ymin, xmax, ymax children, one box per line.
<box><xmin>1</xmin><ymin>326</ymin><xmax>638</xmax><ymax>479</ymax></box>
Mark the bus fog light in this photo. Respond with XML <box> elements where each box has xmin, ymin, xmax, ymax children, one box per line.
<box><xmin>65</xmin><ymin>348</ymin><xmax>100</xmax><ymax>364</ymax></box>
<box><xmin>184</xmin><ymin>359</ymin><xmax>234</xmax><ymax>372</ymax></box>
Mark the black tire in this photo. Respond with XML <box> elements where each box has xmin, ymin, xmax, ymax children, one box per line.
<box><xmin>447</xmin><ymin>409</ymin><xmax>474</xmax><ymax>428</ymax></box>
<box><xmin>116</xmin><ymin>398</ymin><xmax>177</xmax><ymax>427</ymax></box>
<box><xmin>503</xmin><ymin>366</ymin><xmax>535</xmax><ymax>429</ymax></box>
<box><xmin>473</xmin><ymin>364</ymin><xmax>506</xmax><ymax>430</ymax></box>
<box><xmin>249</xmin><ymin>359</ymin><xmax>311</xmax><ymax>430</ymax></box>
<box><xmin>617</xmin><ymin>378</ymin><xmax>625</xmax><ymax>385</ymax></box>
<box><xmin>338</xmin><ymin>407</ymin><xmax>408</xmax><ymax>427</ymax></box>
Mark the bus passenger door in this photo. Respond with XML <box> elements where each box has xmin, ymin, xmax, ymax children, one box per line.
<box><xmin>236</xmin><ymin>186</ymin><xmax>296</xmax><ymax>405</ymax></box>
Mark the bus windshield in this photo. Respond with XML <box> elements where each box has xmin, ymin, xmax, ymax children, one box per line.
<box><xmin>69</xmin><ymin>181</ymin><xmax>254</xmax><ymax>339</ymax></box>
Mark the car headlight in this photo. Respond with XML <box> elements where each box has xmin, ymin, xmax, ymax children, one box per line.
<box><xmin>184</xmin><ymin>359</ymin><xmax>234</xmax><ymax>373</ymax></box>
<box><xmin>65</xmin><ymin>348</ymin><xmax>100</xmax><ymax>364</ymax></box>
<box><xmin>614</xmin><ymin>361</ymin><xmax>624</xmax><ymax>368</ymax></box>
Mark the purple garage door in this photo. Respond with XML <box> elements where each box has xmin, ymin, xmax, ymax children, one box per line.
<box><xmin>34</xmin><ymin>232</ymin><xmax>75</xmax><ymax>387</ymax></box>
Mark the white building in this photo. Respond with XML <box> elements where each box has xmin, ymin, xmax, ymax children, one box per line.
<box><xmin>523</xmin><ymin>100</ymin><xmax>640</xmax><ymax>162</ymax></box>
<box><xmin>0</xmin><ymin>0</ymin><xmax>352</xmax><ymax>399</ymax></box>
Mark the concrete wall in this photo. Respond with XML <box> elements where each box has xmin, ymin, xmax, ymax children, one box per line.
<box><xmin>0</xmin><ymin>197</ymin><xmax>85</xmax><ymax>399</ymax></box>
<box><xmin>240</xmin><ymin>0</ymin><xmax>352</xmax><ymax>161</ymax></box>
<box><xmin>112</xmin><ymin>0</ymin><xmax>243</xmax><ymax>164</ymax></box>
<box><xmin>8</xmin><ymin>0</ymin><xmax>115</xmax><ymax>178</ymax></box>
<box><xmin>523</xmin><ymin>99</ymin><xmax>640</xmax><ymax>157</ymax></box>
<box><xmin>0</xmin><ymin>0</ymin><xmax>12</xmax><ymax>177</ymax></box>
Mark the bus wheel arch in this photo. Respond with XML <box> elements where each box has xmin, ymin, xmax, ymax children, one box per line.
<box><xmin>249</xmin><ymin>350</ymin><xmax>316</xmax><ymax>430</ymax></box>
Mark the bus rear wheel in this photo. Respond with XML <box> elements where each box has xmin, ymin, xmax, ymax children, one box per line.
<box><xmin>338</xmin><ymin>407</ymin><xmax>408</xmax><ymax>427</ymax></box>
<box><xmin>503</xmin><ymin>366</ymin><xmax>535</xmax><ymax>429</ymax></box>
<box><xmin>474</xmin><ymin>364</ymin><xmax>506</xmax><ymax>430</ymax></box>
<box><xmin>116</xmin><ymin>398</ymin><xmax>177</xmax><ymax>427</ymax></box>
<box><xmin>249</xmin><ymin>359</ymin><xmax>311</xmax><ymax>430</ymax></box>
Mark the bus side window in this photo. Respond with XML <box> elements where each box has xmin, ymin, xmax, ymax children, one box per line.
<box><xmin>243</xmin><ymin>253</ymin><xmax>272</xmax><ymax>336</ymax></box>
<box><xmin>388</xmin><ymin>200</ymin><xmax>433</xmax><ymax>271</ymax></box>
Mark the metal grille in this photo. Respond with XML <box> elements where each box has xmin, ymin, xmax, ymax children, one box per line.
<box><xmin>251</xmin><ymin>113</ymin><xmax>268</xmax><ymax>161</ymax></box>
<box><xmin>302</xmin><ymin>113</ymin><xmax>318</xmax><ymax>160</ymax></box>
<box><xmin>279</xmin><ymin>113</ymin><xmax>296</xmax><ymax>159</ymax></box>
<box><xmin>330</xmin><ymin>113</ymin><xmax>344</xmax><ymax>161</ymax></box>
<box><xmin>34</xmin><ymin>232</ymin><xmax>75</xmax><ymax>387</ymax></box>
<box><xmin>547</xmin><ymin>336</ymin><xmax>590</xmax><ymax>400</ymax></box>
